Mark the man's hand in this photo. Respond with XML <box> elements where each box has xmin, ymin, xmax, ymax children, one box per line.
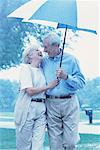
<box><xmin>56</xmin><ymin>68</ymin><xmax>68</xmax><ymax>80</ymax></box>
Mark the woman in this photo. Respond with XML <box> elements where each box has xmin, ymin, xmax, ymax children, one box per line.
<box><xmin>15</xmin><ymin>39</ymin><xmax>59</xmax><ymax>150</ymax></box>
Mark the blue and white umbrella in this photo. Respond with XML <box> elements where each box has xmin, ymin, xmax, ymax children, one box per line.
<box><xmin>8</xmin><ymin>0</ymin><xmax>97</xmax><ymax>67</ymax></box>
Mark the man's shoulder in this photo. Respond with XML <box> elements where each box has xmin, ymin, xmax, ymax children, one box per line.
<box><xmin>64</xmin><ymin>52</ymin><xmax>76</xmax><ymax>60</ymax></box>
<box><xmin>41</xmin><ymin>56</ymin><xmax>48</xmax><ymax>68</ymax></box>
<box><xmin>42</xmin><ymin>55</ymin><xmax>49</xmax><ymax>62</ymax></box>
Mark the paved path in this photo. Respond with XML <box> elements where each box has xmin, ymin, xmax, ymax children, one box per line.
<box><xmin>79</xmin><ymin>121</ymin><xmax>100</xmax><ymax>134</ymax></box>
<box><xmin>0</xmin><ymin>120</ymin><xmax>100</xmax><ymax>134</ymax></box>
<box><xmin>0</xmin><ymin>119</ymin><xmax>100</xmax><ymax>150</ymax></box>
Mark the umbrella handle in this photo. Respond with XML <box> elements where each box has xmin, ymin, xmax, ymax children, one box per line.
<box><xmin>59</xmin><ymin>26</ymin><xmax>67</xmax><ymax>68</ymax></box>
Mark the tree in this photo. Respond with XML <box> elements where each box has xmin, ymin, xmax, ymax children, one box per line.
<box><xmin>77</xmin><ymin>77</ymin><xmax>100</xmax><ymax>110</ymax></box>
<box><xmin>0</xmin><ymin>79</ymin><xmax>19</xmax><ymax>111</ymax></box>
<box><xmin>0</xmin><ymin>0</ymin><xmax>78</xmax><ymax>69</ymax></box>
<box><xmin>0</xmin><ymin>0</ymin><xmax>54</xmax><ymax>69</ymax></box>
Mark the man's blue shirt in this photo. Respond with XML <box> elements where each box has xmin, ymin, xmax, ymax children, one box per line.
<box><xmin>42</xmin><ymin>52</ymin><xmax>85</xmax><ymax>96</ymax></box>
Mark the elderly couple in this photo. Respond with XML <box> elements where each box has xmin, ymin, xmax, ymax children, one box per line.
<box><xmin>15</xmin><ymin>32</ymin><xmax>85</xmax><ymax>150</ymax></box>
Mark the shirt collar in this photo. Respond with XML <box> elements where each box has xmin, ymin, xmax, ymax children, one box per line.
<box><xmin>49</xmin><ymin>49</ymin><xmax>62</xmax><ymax>61</ymax></box>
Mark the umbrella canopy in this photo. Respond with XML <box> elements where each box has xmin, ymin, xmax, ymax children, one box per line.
<box><xmin>7</xmin><ymin>0</ymin><xmax>97</xmax><ymax>67</ymax></box>
<box><xmin>29</xmin><ymin>0</ymin><xmax>77</xmax><ymax>28</ymax></box>
<box><xmin>8</xmin><ymin>0</ymin><xmax>97</xmax><ymax>34</ymax></box>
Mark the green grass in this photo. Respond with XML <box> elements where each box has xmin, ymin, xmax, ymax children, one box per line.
<box><xmin>0</xmin><ymin>112</ymin><xmax>14</xmax><ymax>118</ymax></box>
<box><xmin>1</xmin><ymin>111</ymin><xmax>100</xmax><ymax>121</ymax></box>
<box><xmin>0</xmin><ymin>111</ymin><xmax>100</xmax><ymax>149</ymax></box>
<box><xmin>0</xmin><ymin>128</ymin><xmax>100</xmax><ymax>150</ymax></box>
<box><xmin>0</xmin><ymin>111</ymin><xmax>100</xmax><ymax>122</ymax></box>
<box><xmin>80</xmin><ymin>111</ymin><xmax>100</xmax><ymax>121</ymax></box>
<box><xmin>0</xmin><ymin>128</ymin><xmax>15</xmax><ymax>149</ymax></box>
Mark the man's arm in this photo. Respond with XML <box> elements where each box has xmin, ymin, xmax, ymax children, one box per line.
<box><xmin>56</xmin><ymin>58</ymin><xmax>85</xmax><ymax>91</ymax></box>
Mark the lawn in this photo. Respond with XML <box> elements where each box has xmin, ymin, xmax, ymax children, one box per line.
<box><xmin>0</xmin><ymin>111</ymin><xmax>100</xmax><ymax>149</ymax></box>
<box><xmin>80</xmin><ymin>111</ymin><xmax>100</xmax><ymax>121</ymax></box>
<box><xmin>0</xmin><ymin>128</ymin><xmax>100</xmax><ymax>150</ymax></box>
<box><xmin>1</xmin><ymin>110</ymin><xmax>100</xmax><ymax>120</ymax></box>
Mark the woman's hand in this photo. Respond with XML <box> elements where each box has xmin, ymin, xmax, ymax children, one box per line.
<box><xmin>47</xmin><ymin>79</ymin><xmax>59</xmax><ymax>89</ymax></box>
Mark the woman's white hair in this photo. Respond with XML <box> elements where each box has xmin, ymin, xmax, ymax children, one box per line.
<box><xmin>22</xmin><ymin>38</ymin><xmax>40</xmax><ymax>64</ymax></box>
<box><xmin>44</xmin><ymin>32</ymin><xmax>61</xmax><ymax>46</ymax></box>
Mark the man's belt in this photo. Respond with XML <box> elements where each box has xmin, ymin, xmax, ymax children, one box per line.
<box><xmin>46</xmin><ymin>94</ymin><xmax>73</xmax><ymax>99</ymax></box>
<box><xmin>31</xmin><ymin>98</ymin><xmax>45</xmax><ymax>102</ymax></box>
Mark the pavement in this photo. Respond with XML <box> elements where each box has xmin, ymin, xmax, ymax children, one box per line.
<box><xmin>0</xmin><ymin>117</ymin><xmax>100</xmax><ymax>134</ymax></box>
<box><xmin>79</xmin><ymin>121</ymin><xmax>100</xmax><ymax>134</ymax></box>
<box><xmin>0</xmin><ymin>118</ymin><xmax>100</xmax><ymax>150</ymax></box>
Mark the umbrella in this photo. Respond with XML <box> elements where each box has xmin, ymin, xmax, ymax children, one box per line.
<box><xmin>7</xmin><ymin>0</ymin><xmax>97</xmax><ymax>67</ymax></box>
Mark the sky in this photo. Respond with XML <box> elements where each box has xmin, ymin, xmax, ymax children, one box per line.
<box><xmin>66</xmin><ymin>30</ymin><xmax>99</xmax><ymax>79</ymax></box>
<box><xmin>0</xmin><ymin>0</ymin><xmax>99</xmax><ymax>81</ymax></box>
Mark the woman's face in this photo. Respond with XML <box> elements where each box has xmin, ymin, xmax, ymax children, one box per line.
<box><xmin>30</xmin><ymin>49</ymin><xmax>43</xmax><ymax>62</ymax></box>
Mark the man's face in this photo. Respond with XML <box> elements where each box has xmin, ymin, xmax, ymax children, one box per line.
<box><xmin>43</xmin><ymin>38</ymin><xmax>57</xmax><ymax>57</ymax></box>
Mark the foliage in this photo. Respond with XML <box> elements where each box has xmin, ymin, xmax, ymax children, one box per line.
<box><xmin>0</xmin><ymin>79</ymin><xmax>19</xmax><ymax>111</ymax></box>
<box><xmin>0</xmin><ymin>0</ymin><xmax>54</xmax><ymax>69</ymax></box>
<box><xmin>77</xmin><ymin>77</ymin><xmax>100</xmax><ymax>110</ymax></box>
<box><xmin>0</xmin><ymin>0</ymin><xmax>78</xmax><ymax>69</ymax></box>
<box><xmin>0</xmin><ymin>128</ymin><xmax>100</xmax><ymax>149</ymax></box>
<box><xmin>0</xmin><ymin>77</ymin><xmax>100</xmax><ymax>112</ymax></box>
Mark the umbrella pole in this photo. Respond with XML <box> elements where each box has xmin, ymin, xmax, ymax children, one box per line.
<box><xmin>59</xmin><ymin>26</ymin><xmax>67</xmax><ymax>67</ymax></box>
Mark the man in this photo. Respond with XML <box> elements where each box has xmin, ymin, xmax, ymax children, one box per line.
<box><xmin>42</xmin><ymin>32</ymin><xmax>85</xmax><ymax>150</ymax></box>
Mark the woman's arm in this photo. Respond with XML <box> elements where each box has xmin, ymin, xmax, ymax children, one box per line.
<box><xmin>25</xmin><ymin>79</ymin><xmax>59</xmax><ymax>96</ymax></box>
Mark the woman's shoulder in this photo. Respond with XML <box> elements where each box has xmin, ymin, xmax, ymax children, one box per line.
<box><xmin>20</xmin><ymin>64</ymin><xmax>30</xmax><ymax>73</ymax></box>
<box><xmin>20</xmin><ymin>63</ymin><xmax>30</xmax><ymax>68</ymax></box>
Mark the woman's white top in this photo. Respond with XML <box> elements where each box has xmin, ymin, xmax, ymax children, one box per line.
<box><xmin>14</xmin><ymin>64</ymin><xmax>46</xmax><ymax>131</ymax></box>
<box><xmin>20</xmin><ymin>64</ymin><xmax>46</xmax><ymax>98</ymax></box>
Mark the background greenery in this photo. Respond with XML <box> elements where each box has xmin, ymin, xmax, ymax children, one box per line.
<box><xmin>0</xmin><ymin>0</ymin><xmax>55</xmax><ymax>69</ymax></box>
<box><xmin>0</xmin><ymin>128</ymin><xmax>100</xmax><ymax>150</ymax></box>
<box><xmin>0</xmin><ymin>111</ymin><xmax>100</xmax><ymax>149</ymax></box>
<box><xmin>0</xmin><ymin>77</ymin><xmax>100</xmax><ymax>112</ymax></box>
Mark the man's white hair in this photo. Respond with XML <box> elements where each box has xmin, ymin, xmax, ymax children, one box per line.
<box><xmin>44</xmin><ymin>32</ymin><xmax>61</xmax><ymax>46</ymax></box>
<box><xmin>22</xmin><ymin>38</ymin><xmax>40</xmax><ymax>64</ymax></box>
